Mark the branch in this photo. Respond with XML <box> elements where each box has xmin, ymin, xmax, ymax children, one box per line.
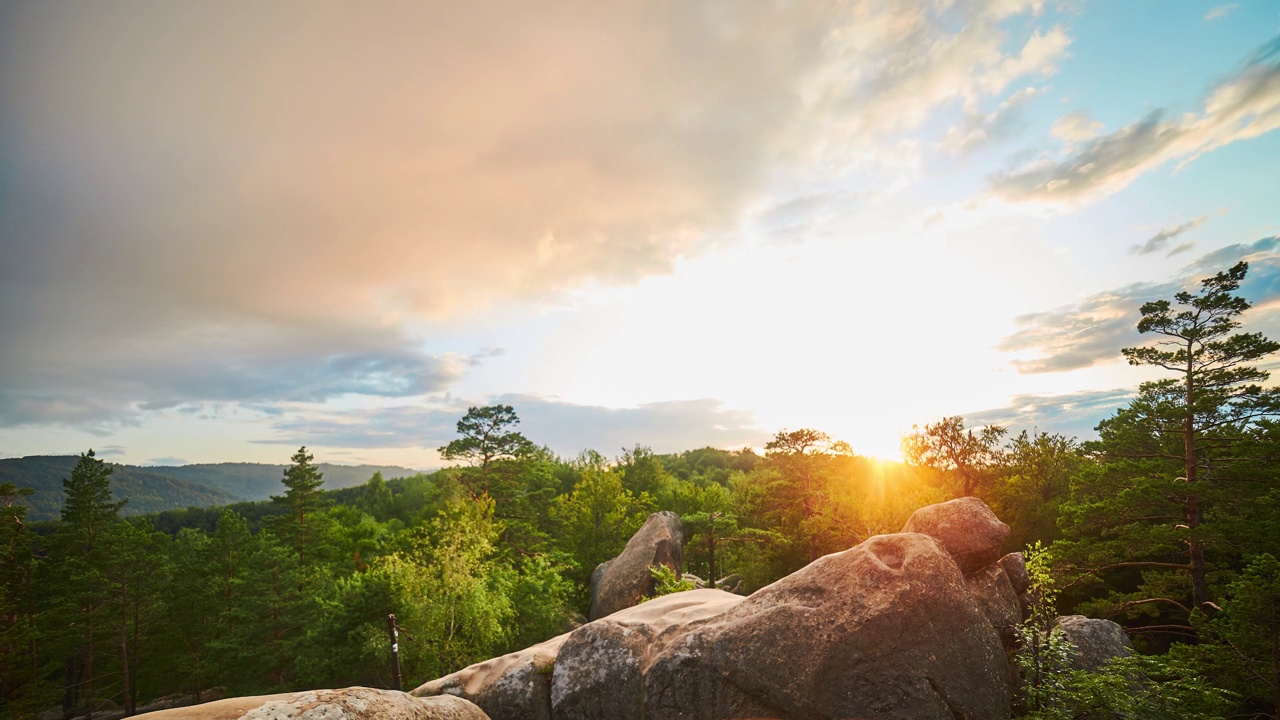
<box><xmin>1105</xmin><ymin>597</ymin><xmax>1191</xmax><ymax>617</ymax></box>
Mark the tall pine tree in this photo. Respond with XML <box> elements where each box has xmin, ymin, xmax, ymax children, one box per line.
<box><xmin>1056</xmin><ymin>261</ymin><xmax>1280</xmax><ymax>632</ymax></box>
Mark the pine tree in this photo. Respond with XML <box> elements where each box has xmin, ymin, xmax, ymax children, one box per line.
<box><xmin>270</xmin><ymin>447</ymin><xmax>329</xmax><ymax>568</ymax></box>
<box><xmin>48</xmin><ymin>450</ymin><xmax>125</xmax><ymax>717</ymax></box>
<box><xmin>1119</xmin><ymin>261</ymin><xmax>1280</xmax><ymax>609</ymax></box>
<box><xmin>1055</xmin><ymin>261</ymin><xmax>1280</xmax><ymax>633</ymax></box>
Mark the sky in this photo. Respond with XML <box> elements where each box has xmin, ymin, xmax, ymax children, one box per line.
<box><xmin>2</xmin><ymin>0</ymin><xmax>1280</xmax><ymax>468</ymax></box>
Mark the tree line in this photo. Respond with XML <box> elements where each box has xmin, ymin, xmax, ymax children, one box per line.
<box><xmin>1</xmin><ymin>261</ymin><xmax>1278</xmax><ymax>718</ymax></box>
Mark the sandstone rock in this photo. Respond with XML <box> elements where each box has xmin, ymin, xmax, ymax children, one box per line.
<box><xmin>1053</xmin><ymin>615</ymin><xmax>1133</xmax><ymax>671</ymax></box>
<box><xmin>589</xmin><ymin>511</ymin><xmax>685</xmax><ymax>620</ymax></box>
<box><xmin>966</xmin><ymin>563</ymin><xmax>1022</xmax><ymax>649</ymax></box>
<box><xmin>714</xmin><ymin>573</ymin><xmax>743</xmax><ymax>594</ymax></box>
<box><xmin>132</xmin><ymin>687</ymin><xmax>488</xmax><ymax>720</ymax></box>
<box><xmin>999</xmin><ymin>552</ymin><xmax>1030</xmax><ymax>595</ymax></box>
<box><xmin>682</xmin><ymin>573</ymin><xmax>707</xmax><ymax>589</ymax></box>
<box><xmin>901</xmin><ymin>497</ymin><xmax>1010</xmax><ymax>574</ymax></box>
<box><xmin>412</xmin><ymin>631</ymin><xmax>569</xmax><ymax>720</ymax></box>
<box><xmin>555</xmin><ymin>533</ymin><xmax>1011</xmax><ymax>720</ymax></box>
<box><xmin>552</xmin><ymin>590</ymin><xmax>744</xmax><ymax>720</ymax></box>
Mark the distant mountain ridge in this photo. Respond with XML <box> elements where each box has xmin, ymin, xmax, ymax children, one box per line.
<box><xmin>0</xmin><ymin>456</ymin><xmax>423</xmax><ymax>521</ymax></box>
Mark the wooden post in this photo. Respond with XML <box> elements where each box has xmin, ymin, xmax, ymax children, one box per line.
<box><xmin>387</xmin><ymin>614</ymin><xmax>403</xmax><ymax>691</ymax></box>
<box><xmin>707</xmin><ymin>512</ymin><xmax>717</xmax><ymax>590</ymax></box>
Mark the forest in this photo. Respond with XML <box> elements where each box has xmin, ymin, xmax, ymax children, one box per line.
<box><xmin>2</xmin><ymin>261</ymin><xmax>1279</xmax><ymax>720</ymax></box>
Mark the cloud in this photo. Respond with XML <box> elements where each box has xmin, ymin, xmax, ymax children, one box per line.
<box><xmin>1050</xmin><ymin>110</ymin><xmax>1105</xmax><ymax>144</ymax></box>
<box><xmin>939</xmin><ymin>86</ymin><xmax>1044</xmax><ymax>155</ymax></box>
<box><xmin>0</xmin><ymin>0</ymin><xmax>1072</xmax><ymax>428</ymax></box>
<box><xmin>1204</xmin><ymin>4</ymin><xmax>1239</xmax><ymax>21</ymax></box>
<box><xmin>990</xmin><ymin>36</ymin><xmax>1280</xmax><ymax>202</ymax></box>
<box><xmin>966</xmin><ymin>388</ymin><xmax>1135</xmax><ymax>439</ymax></box>
<box><xmin>0</xmin><ymin>344</ymin><xmax>483</xmax><ymax>429</ymax></box>
<box><xmin>999</xmin><ymin>236</ymin><xmax>1280</xmax><ymax>373</ymax></box>
<box><xmin>145</xmin><ymin>457</ymin><xmax>188</xmax><ymax>466</ymax></box>
<box><xmin>256</xmin><ymin>394</ymin><xmax>767</xmax><ymax>457</ymax></box>
<box><xmin>1131</xmin><ymin>215</ymin><xmax>1208</xmax><ymax>255</ymax></box>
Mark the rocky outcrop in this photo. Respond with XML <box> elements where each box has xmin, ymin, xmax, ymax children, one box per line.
<box><xmin>421</xmin><ymin>498</ymin><xmax>1024</xmax><ymax>720</ymax></box>
<box><xmin>1053</xmin><ymin>615</ymin><xmax>1133</xmax><ymax>671</ymax></box>
<box><xmin>132</xmin><ymin>688</ymin><xmax>488</xmax><ymax>720</ymax></box>
<box><xmin>589</xmin><ymin>511</ymin><xmax>685</xmax><ymax>620</ymax></box>
<box><xmin>966</xmin><ymin>562</ymin><xmax>1023</xmax><ymax>649</ymax></box>
<box><xmin>413</xmin><ymin>632</ymin><xmax>569</xmax><ymax>720</ymax></box>
<box><xmin>901</xmin><ymin>496</ymin><xmax>1010</xmax><ymax>574</ymax></box>
<box><xmin>999</xmin><ymin>552</ymin><xmax>1030</xmax><ymax>595</ymax></box>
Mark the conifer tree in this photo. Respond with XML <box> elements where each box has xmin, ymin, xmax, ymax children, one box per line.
<box><xmin>270</xmin><ymin>447</ymin><xmax>329</xmax><ymax>568</ymax></box>
<box><xmin>1056</xmin><ymin>261</ymin><xmax>1280</xmax><ymax>630</ymax></box>
<box><xmin>48</xmin><ymin>450</ymin><xmax>125</xmax><ymax>717</ymax></box>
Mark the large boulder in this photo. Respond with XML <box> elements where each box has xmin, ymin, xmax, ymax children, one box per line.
<box><xmin>554</xmin><ymin>533</ymin><xmax>1011</xmax><ymax>720</ymax></box>
<box><xmin>412</xmin><ymin>632</ymin><xmax>569</xmax><ymax>720</ymax></box>
<box><xmin>416</xmin><ymin>591</ymin><xmax>740</xmax><ymax>720</ymax></box>
<box><xmin>132</xmin><ymin>688</ymin><xmax>488</xmax><ymax>720</ymax></box>
<box><xmin>966</xmin><ymin>563</ymin><xmax>1022</xmax><ymax>650</ymax></box>
<box><xmin>552</xmin><ymin>590</ymin><xmax>744</xmax><ymax>720</ymax></box>
<box><xmin>1053</xmin><ymin>615</ymin><xmax>1133</xmax><ymax>671</ymax></box>
<box><xmin>999</xmin><ymin>552</ymin><xmax>1030</xmax><ymax>595</ymax></box>
<box><xmin>901</xmin><ymin>497</ymin><xmax>1010</xmax><ymax>574</ymax></box>
<box><xmin>589</xmin><ymin>511</ymin><xmax>685</xmax><ymax>620</ymax></box>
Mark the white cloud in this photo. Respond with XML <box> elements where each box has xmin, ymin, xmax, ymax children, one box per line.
<box><xmin>1131</xmin><ymin>216</ymin><xmax>1209</xmax><ymax>256</ymax></box>
<box><xmin>0</xmin><ymin>0</ymin><xmax>1072</xmax><ymax>428</ymax></box>
<box><xmin>991</xmin><ymin>37</ymin><xmax>1280</xmax><ymax>203</ymax></box>
<box><xmin>1204</xmin><ymin>4</ymin><xmax>1239</xmax><ymax>21</ymax></box>
<box><xmin>257</xmin><ymin>395</ymin><xmax>767</xmax><ymax>457</ymax></box>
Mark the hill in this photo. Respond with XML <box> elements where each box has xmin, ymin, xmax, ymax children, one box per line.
<box><xmin>0</xmin><ymin>456</ymin><xmax>422</xmax><ymax>521</ymax></box>
<box><xmin>151</xmin><ymin>461</ymin><xmax>422</xmax><ymax>501</ymax></box>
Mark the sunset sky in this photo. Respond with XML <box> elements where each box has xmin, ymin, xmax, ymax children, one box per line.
<box><xmin>3</xmin><ymin>1</ymin><xmax>1279</xmax><ymax>467</ymax></box>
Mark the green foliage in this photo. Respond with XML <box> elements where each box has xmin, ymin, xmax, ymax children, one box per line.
<box><xmin>902</xmin><ymin>416</ymin><xmax>1007</xmax><ymax>498</ymax></box>
<box><xmin>552</xmin><ymin>466</ymin><xmax>653</xmax><ymax>607</ymax></box>
<box><xmin>269</xmin><ymin>447</ymin><xmax>333</xmax><ymax>569</ymax></box>
<box><xmin>1021</xmin><ymin>654</ymin><xmax>1234</xmax><ymax>720</ymax></box>
<box><xmin>1014</xmin><ymin>543</ymin><xmax>1077</xmax><ymax>714</ymax></box>
<box><xmin>17</xmin><ymin>364</ymin><xmax>1280</xmax><ymax>720</ymax></box>
<box><xmin>642</xmin><ymin>564</ymin><xmax>694</xmax><ymax>601</ymax></box>
<box><xmin>438</xmin><ymin>405</ymin><xmax>537</xmax><ymax>471</ymax></box>
<box><xmin>1195</xmin><ymin>553</ymin><xmax>1280</xmax><ymax>717</ymax></box>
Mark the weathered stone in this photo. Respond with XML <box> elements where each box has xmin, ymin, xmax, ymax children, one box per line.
<box><xmin>714</xmin><ymin>573</ymin><xmax>743</xmax><ymax>594</ymax></box>
<box><xmin>412</xmin><ymin>632</ymin><xmax>568</xmax><ymax>720</ymax></box>
<box><xmin>901</xmin><ymin>497</ymin><xmax>1010</xmax><ymax>574</ymax></box>
<box><xmin>555</xmin><ymin>534</ymin><xmax>1011</xmax><ymax>720</ymax></box>
<box><xmin>1053</xmin><ymin>615</ymin><xmax>1133</xmax><ymax>671</ymax></box>
<box><xmin>966</xmin><ymin>563</ymin><xmax>1022</xmax><ymax>649</ymax></box>
<box><xmin>132</xmin><ymin>687</ymin><xmax>489</xmax><ymax>720</ymax></box>
<box><xmin>589</xmin><ymin>511</ymin><xmax>685</xmax><ymax>620</ymax></box>
<box><xmin>552</xmin><ymin>590</ymin><xmax>743</xmax><ymax>720</ymax></box>
<box><xmin>999</xmin><ymin>552</ymin><xmax>1030</xmax><ymax>595</ymax></box>
<box><xmin>682</xmin><ymin>573</ymin><xmax>707</xmax><ymax>589</ymax></box>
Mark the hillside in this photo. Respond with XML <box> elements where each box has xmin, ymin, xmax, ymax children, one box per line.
<box><xmin>0</xmin><ymin>456</ymin><xmax>421</xmax><ymax>521</ymax></box>
<box><xmin>151</xmin><ymin>461</ymin><xmax>423</xmax><ymax>500</ymax></box>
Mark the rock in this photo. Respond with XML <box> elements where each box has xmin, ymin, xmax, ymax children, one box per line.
<box><xmin>1053</xmin><ymin>615</ymin><xmax>1133</xmax><ymax>671</ymax></box>
<box><xmin>966</xmin><ymin>563</ymin><xmax>1022</xmax><ymax>649</ymax></box>
<box><xmin>589</xmin><ymin>511</ymin><xmax>685</xmax><ymax>620</ymax></box>
<box><xmin>555</xmin><ymin>533</ymin><xmax>1011</xmax><ymax>720</ymax></box>
<box><xmin>714</xmin><ymin>573</ymin><xmax>743</xmax><ymax>594</ymax></box>
<box><xmin>412</xmin><ymin>632</ymin><xmax>569</xmax><ymax>720</ymax></box>
<box><xmin>999</xmin><ymin>552</ymin><xmax>1030</xmax><ymax>595</ymax></box>
<box><xmin>552</xmin><ymin>590</ymin><xmax>745</xmax><ymax>720</ymax></box>
<box><xmin>901</xmin><ymin>497</ymin><xmax>1010</xmax><ymax>574</ymax></box>
<box><xmin>132</xmin><ymin>687</ymin><xmax>489</xmax><ymax>720</ymax></box>
<box><xmin>682</xmin><ymin>573</ymin><xmax>707</xmax><ymax>589</ymax></box>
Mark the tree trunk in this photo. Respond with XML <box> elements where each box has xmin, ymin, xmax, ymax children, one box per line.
<box><xmin>129</xmin><ymin>594</ymin><xmax>140</xmax><ymax>715</ymax></box>
<box><xmin>1184</xmin><ymin>346</ymin><xmax>1209</xmax><ymax>610</ymax></box>
<box><xmin>707</xmin><ymin>514</ymin><xmax>717</xmax><ymax>590</ymax></box>
<box><xmin>119</xmin><ymin>580</ymin><xmax>130</xmax><ymax>718</ymax></box>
